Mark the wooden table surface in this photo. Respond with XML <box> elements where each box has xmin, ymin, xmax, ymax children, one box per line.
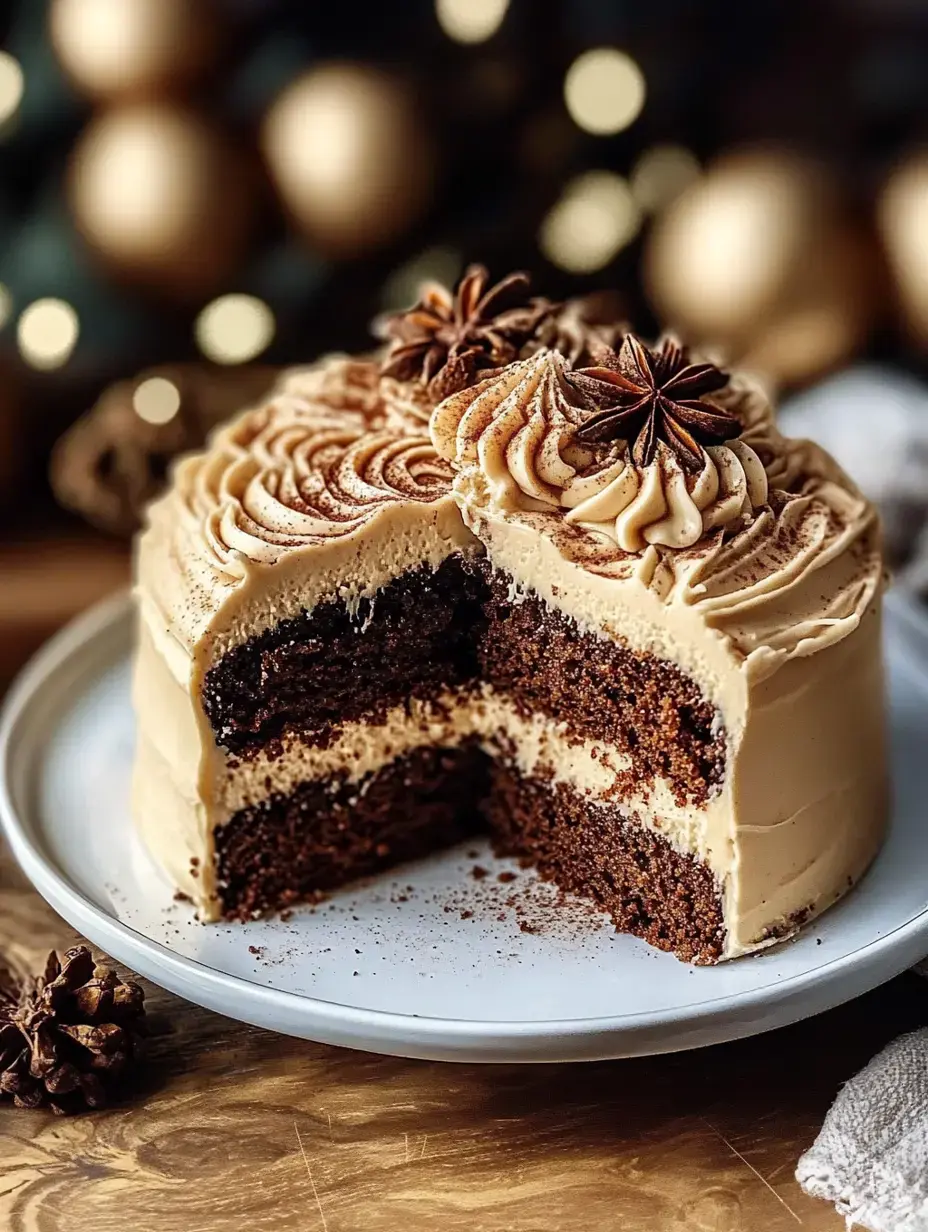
<box><xmin>1</xmin><ymin>535</ymin><xmax>925</xmax><ymax>1232</ymax></box>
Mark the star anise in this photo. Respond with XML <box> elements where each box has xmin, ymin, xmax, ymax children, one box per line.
<box><xmin>0</xmin><ymin>946</ymin><xmax>147</xmax><ymax>1115</ymax></box>
<box><xmin>378</xmin><ymin>265</ymin><xmax>553</xmax><ymax>400</ymax></box>
<box><xmin>522</xmin><ymin>292</ymin><xmax>628</xmax><ymax>366</ymax></box>
<box><xmin>568</xmin><ymin>333</ymin><xmax>738</xmax><ymax>471</ymax></box>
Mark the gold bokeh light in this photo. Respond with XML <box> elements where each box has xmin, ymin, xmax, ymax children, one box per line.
<box><xmin>17</xmin><ymin>299</ymin><xmax>80</xmax><ymax>370</ymax></box>
<box><xmin>195</xmin><ymin>294</ymin><xmax>275</xmax><ymax>365</ymax></box>
<box><xmin>879</xmin><ymin>155</ymin><xmax>928</xmax><ymax>340</ymax></box>
<box><xmin>563</xmin><ymin>48</ymin><xmax>645</xmax><ymax>136</ymax></box>
<box><xmin>261</xmin><ymin>65</ymin><xmax>432</xmax><ymax>258</ymax></box>
<box><xmin>381</xmin><ymin>247</ymin><xmax>462</xmax><ymax>312</ymax></box>
<box><xmin>133</xmin><ymin>376</ymin><xmax>181</xmax><ymax>425</ymax></box>
<box><xmin>631</xmin><ymin>144</ymin><xmax>700</xmax><ymax>213</ymax></box>
<box><xmin>539</xmin><ymin>171</ymin><xmax>640</xmax><ymax>273</ymax></box>
<box><xmin>434</xmin><ymin>0</ymin><xmax>509</xmax><ymax>44</ymax></box>
<box><xmin>0</xmin><ymin>51</ymin><xmax>24</xmax><ymax>127</ymax></box>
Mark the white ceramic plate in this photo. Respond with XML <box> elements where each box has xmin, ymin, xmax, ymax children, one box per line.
<box><xmin>2</xmin><ymin>591</ymin><xmax>927</xmax><ymax>1063</ymax></box>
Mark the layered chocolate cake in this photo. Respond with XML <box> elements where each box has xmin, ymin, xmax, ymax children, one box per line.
<box><xmin>133</xmin><ymin>268</ymin><xmax>887</xmax><ymax>963</ymax></box>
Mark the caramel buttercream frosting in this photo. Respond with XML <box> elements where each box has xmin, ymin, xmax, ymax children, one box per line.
<box><xmin>133</xmin><ymin>275</ymin><xmax>887</xmax><ymax>961</ymax></box>
<box><xmin>275</xmin><ymin>354</ymin><xmax>385</xmax><ymax>425</ymax></box>
<box><xmin>430</xmin><ymin>337</ymin><xmax>882</xmax><ymax>675</ymax></box>
<box><xmin>138</xmin><ymin>370</ymin><xmax>469</xmax><ymax>665</ymax></box>
<box><xmin>276</xmin><ymin>353</ymin><xmax>433</xmax><ymax>435</ymax></box>
<box><xmin>430</xmin><ymin>347</ymin><xmax>770</xmax><ymax>548</ymax></box>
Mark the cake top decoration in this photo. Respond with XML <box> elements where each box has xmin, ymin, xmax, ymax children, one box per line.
<box><xmin>570</xmin><ymin>334</ymin><xmax>739</xmax><ymax>471</ymax></box>
<box><xmin>428</xmin><ymin>347</ymin><xmax>770</xmax><ymax>552</ymax></box>
<box><xmin>378</xmin><ymin>264</ymin><xmax>552</xmax><ymax>401</ymax></box>
<box><xmin>521</xmin><ymin>293</ymin><xmax>627</xmax><ymax>366</ymax></box>
<box><xmin>139</xmin><ymin>265</ymin><xmax>882</xmax><ymax>675</ymax></box>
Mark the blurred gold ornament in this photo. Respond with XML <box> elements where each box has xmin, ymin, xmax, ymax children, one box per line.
<box><xmin>262</xmin><ymin>63</ymin><xmax>434</xmax><ymax>257</ymax></box>
<box><xmin>69</xmin><ymin>104</ymin><xmax>255</xmax><ymax>299</ymax></box>
<box><xmin>435</xmin><ymin>0</ymin><xmax>509</xmax><ymax>44</ymax></box>
<box><xmin>644</xmin><ymin>148</ymin><xmax>881</xmax><ymax>387</ymax></box>
<box><xmin>49</xmin><ymin>0</ymin><xmax>217</xmax><ymax>100</ymax></box>
<box><xmin>0</xmin><ymin>51</ymin><xmax>24</xmax><ymax>128</ymax></box>
<box><xmin>878</xmin><ymin>152</ymin><xmax>928</xmax><ymax>346</ymax></box>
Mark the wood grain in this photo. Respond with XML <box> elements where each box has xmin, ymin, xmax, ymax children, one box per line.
<box><xmin>0</xmin><ymin>534</ymin><xmax>129</xmax><ymax>688</ymax></box>
<box><xmin>1</xmin><ymin>536</ymin><xmax>926</xmax><ymax>1231</ymax></box>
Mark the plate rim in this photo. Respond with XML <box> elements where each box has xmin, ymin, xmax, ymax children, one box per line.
<box><xmin>2</xmin><ymin>588</ymin><xmax>928</xmax><ymax>1060</ymax></box>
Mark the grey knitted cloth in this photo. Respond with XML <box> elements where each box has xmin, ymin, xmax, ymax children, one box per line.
<box><xmin>796</xmin><ymin>1029</ymin><xmax>928</xmax><ymax>1231</ymax></box>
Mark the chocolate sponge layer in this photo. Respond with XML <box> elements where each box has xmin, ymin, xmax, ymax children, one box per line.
<box><xmin>201</xmin><ymin>555</ymin><xmax>486</xmax><ymax>756</ymax></box>
<box><xmin>215</xmin><ymin>744</ymin><xmax>488</xmax><ymax>920</ymax></box>
<box><xmin>202</xmin><ymin>558</ymin><xmax>724</xmax><ymax>806</ymax></box>
<box><xmin>476</xmin><ymin>566</ymin><xmax>724</xmax><ymax>806</ymax></box>
<box><xmin>486</xmin><ymin>761</ymin><xmax>726</xmax><ymax>964</ymax></box>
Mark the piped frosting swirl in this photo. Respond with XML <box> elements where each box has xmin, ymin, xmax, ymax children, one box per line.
<box><xmin>564</xmin><ymin>438</ymin><xmax>769</xmax><ymax>552</ymax></box>
<box><xmin>274</xmin><ymin>355</ymin><xmax>386</xmax><ymax>429</ymax></box>
<box><xmin>175</xmin><ymin>400</ymin><xmax>451</xmax><ymax>583</ymax></box>
<box><xmin>137</xmin><ymin>316</ymin><xmax>882</xmax><ymax>680</ymax></box>
<box><xmin>430</xmin><ymin>349</ymin><xmax>586</xmax><ymax>507</ymax></box>
<box><xmin>430</xmin><ymin>349</ymin><xmax>772</xmax><ymax>550</ymax></box>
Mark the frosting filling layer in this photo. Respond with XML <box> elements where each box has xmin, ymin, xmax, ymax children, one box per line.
<box><xmin>213</xmin><ymin>688</ymin><xmax>725</xmax><ymax>871</ymax></box>
<box><xmin>215</xmin><ymin>745</ymin><xmax>488</xmax><ymax>920</ymax></box>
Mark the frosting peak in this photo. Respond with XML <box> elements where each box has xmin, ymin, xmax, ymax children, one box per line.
<box><xmin>429</xmin><ymin>347</ymin><xmax>770</xmax><ymax>551</ymax></box>
<box><xmin>430</xmin><ymin>349</ymin><xmax>590</xmax><ymax>508</ymax></box>
<box><xmin>566</xmin><ymin>439</ymin><xmax>769</xmax><ymax>552</ymax></box>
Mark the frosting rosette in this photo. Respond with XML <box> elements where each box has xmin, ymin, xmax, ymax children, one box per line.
<box><xmin>176</xmin><ymin>401</ymin><xmax>452</xmax><ymax>580</ymax></box>
<box><xmin>274</xmin><ymin>355</ymin><xmax>439</xmax><ymax>437</ymax></box>
<box><xmin>430</xmin><ymin>349</ymin><xmax>590</xmax><ymax>507</ymax></box>
<box><xmin>430</xmin><ymin>348</ymin><xmax>773</xmax><ymax>551</ymax></box>
<box><xmin>563</xmin><ymin>438</ymin><xmax>768</xmax><ymax>551</ymax></box>
<box><xmin>273</xmin><ymin>355</ymin><xmax>386</xmax><ymax>428</ymax></box>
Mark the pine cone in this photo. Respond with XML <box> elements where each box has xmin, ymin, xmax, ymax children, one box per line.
<box><xmin>0</xmin><ymin>946</ymin><xmax>146</xmax><ymax>1115</ymax></box>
